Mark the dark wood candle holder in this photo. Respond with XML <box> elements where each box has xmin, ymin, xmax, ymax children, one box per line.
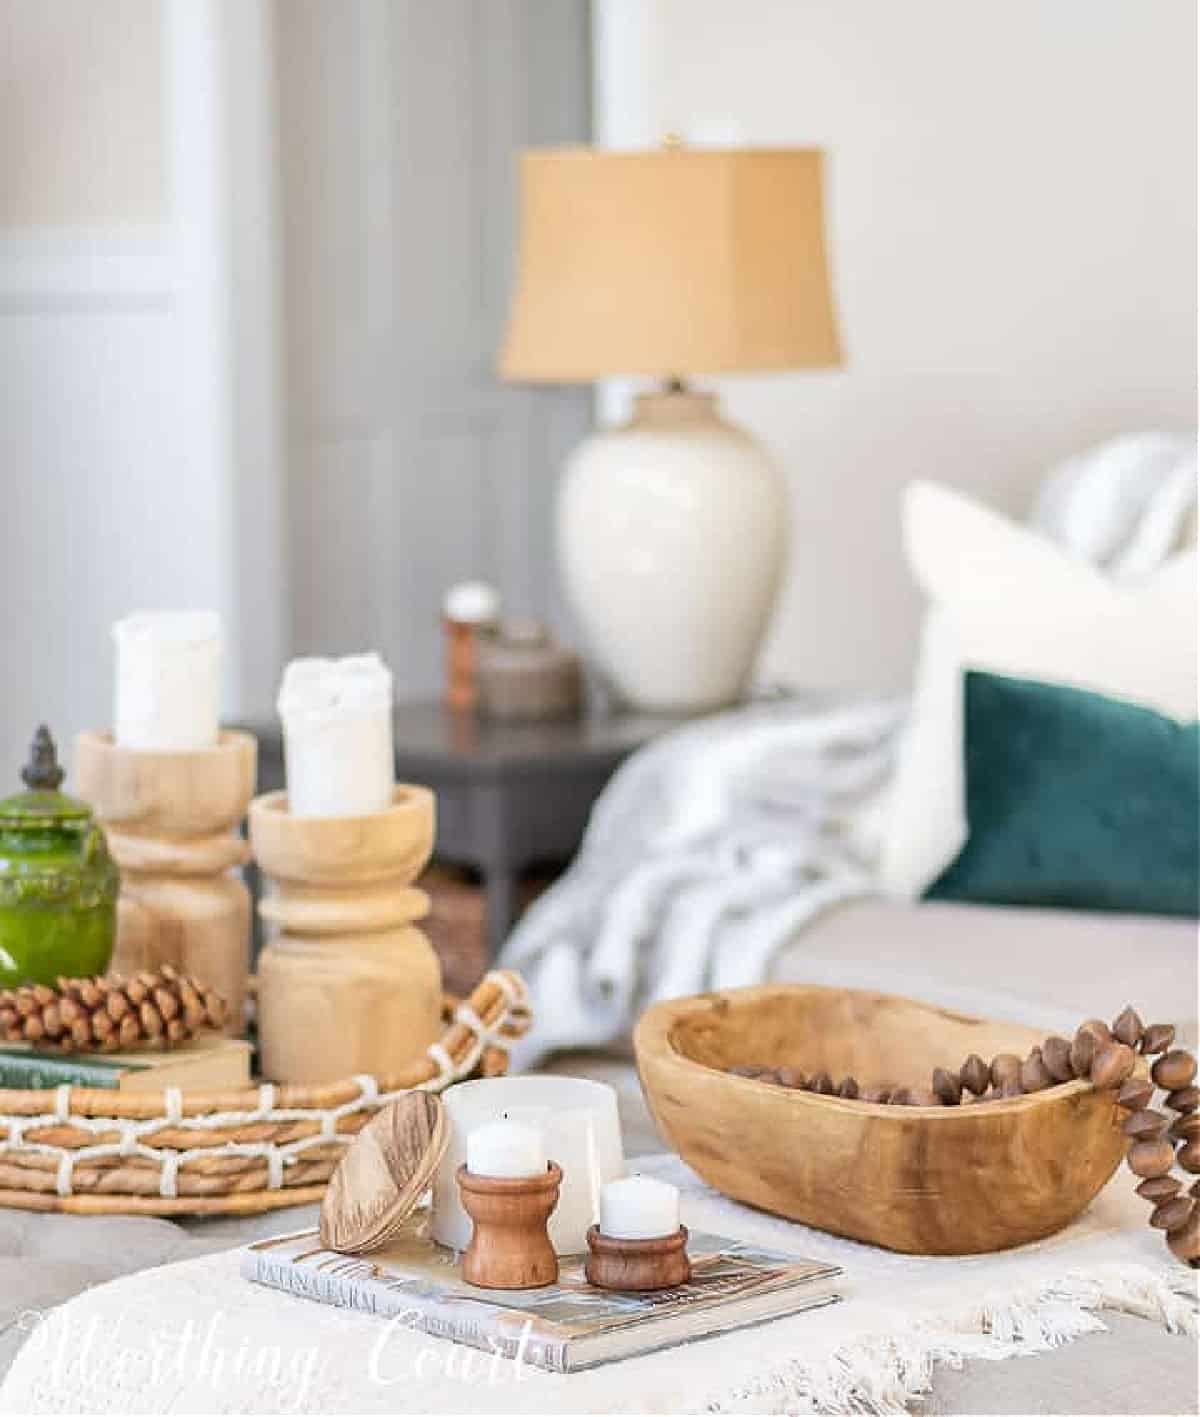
<box><xmin>457</xmin><ymin>1162</ymin><xmax>562</xmax><ymax>1289</ymax></box>
<box><xmin>584</xmin><ymin>1224</ymin><xmax>692</xmax><ymax>1292</ymax></box>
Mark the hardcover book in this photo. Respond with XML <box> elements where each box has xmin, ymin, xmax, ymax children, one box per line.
<box><xmin>243</xmin><ymin>1217</ymin><xmax>842</xmax><ymax>1373</ymax></box>
<box><xmin>0</xmin><ymin>1034</ymin><xmax>251</xmax><ymax>1092</ymax></box>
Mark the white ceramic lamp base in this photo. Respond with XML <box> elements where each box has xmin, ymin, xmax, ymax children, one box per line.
<box><xmin>558</xmin><ymin>389</ymin><xmax>788</xmax><ymax>712</ymax></box>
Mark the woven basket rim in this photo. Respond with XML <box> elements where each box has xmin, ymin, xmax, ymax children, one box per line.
<box><xmin>0</xmin><ymin>969</ymin><xmax>529</xmax><ymax>1120</ymax></box>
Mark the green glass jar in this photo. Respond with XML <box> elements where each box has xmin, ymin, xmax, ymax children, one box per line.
<box><xmin>0</xmin><ymin>726</ymin><xmax>119</xmax><ymax>987</ymax></box>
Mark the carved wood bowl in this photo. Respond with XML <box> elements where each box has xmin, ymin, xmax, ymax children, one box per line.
<box><xmin>634</xmin><ymin>984</ymin><xmax>1130</xmax><ymax>1255</ymax></box>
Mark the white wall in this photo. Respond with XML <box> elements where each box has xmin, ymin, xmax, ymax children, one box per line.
<box><xmin>0</xmin><ymin>0</ymin><xmax>283</xmax><ymax>779</ymax></box>
<box><xmin>597</xmin><ymin>0</ymin><xmax>1198</xmax><ymax>693</ymax></box>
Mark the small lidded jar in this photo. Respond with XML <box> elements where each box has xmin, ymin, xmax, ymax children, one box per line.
<box><xmin>0</xmin><ymin>726</ymin><xmax>119</xmax><ymax>987</ymax></box>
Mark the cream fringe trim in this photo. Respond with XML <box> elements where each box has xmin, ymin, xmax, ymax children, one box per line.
<box><xmin>707</xmin><ymin>1263</ymin><xmax>1199</xmax><ymax>1415</ymax></box>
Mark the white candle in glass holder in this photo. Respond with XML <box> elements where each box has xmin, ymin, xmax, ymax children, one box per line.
<box><xmin>465</xmin><ymin>1119</ymin><xmax>547</xmax><ymax>1178</ymax></box>
<box><xmin>598</xmin><ymin>1175</ymin><xmax>680</xmax><ymax>1240</ymax></box>
<box><xmin>432</xmin><ymin>1076</ymin><xmax>624</xmax><ymax>1255</ymax></box>
<box><xmin>113</xmin><ymin>611</ymin><xmax>222</xmax><ymax>751</ymax></box>
<box><xmin>277</xmin><ymin>654</ymin><xmax>394</xmax><ymax>818</ymax></box>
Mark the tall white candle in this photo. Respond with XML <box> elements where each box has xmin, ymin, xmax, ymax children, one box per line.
<box><xmin>598</xmin><ymin>1175</ymin><xmax>680</xmax><ymax>1240</ymax></box>
<box><xmin>113</xmin><ymin>611</ymin><xmax>221</xmax><ymax>751</ymax></box>
<box><xmin>465</xmin><ymin>1120</ymin><xmax>547</xmax><ymax>1179</ymax></box>
<box><xmin>432</xmin><ymin>1076</ymin><xmax>624</xmax><ymax>1255</ymax></box>
<box><xmin>277</xmin><ymin>654</ymin><xmax>394</xmax><ymax>818</ymax></box>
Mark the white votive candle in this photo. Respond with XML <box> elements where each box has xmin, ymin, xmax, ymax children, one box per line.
<box><xmin>465</xmin><ymin>1120</ymin><xmax>547</xmax><ymax>1179</ymax></box>
<box><xmin>277</xmin><ymin>653</ymin><xmax>394</xmax><ymax>818</ymax></box>
<box><xmin>432</xmin><ymin>1076</ymin><xmax>624</xmax><ymax>1255</ymax></box>
<box><xmin>598</xmin><ymin>1176</ymin><xmax>680</xmax><ymax>1241</ymax></box>
<box><xmin>113</xmin><ymin>611</ymin><xmax>221</xmax><ymax>751</ymax></box>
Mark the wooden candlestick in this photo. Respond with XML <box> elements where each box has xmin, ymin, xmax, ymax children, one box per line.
<box><xmin>248</xmin><ymin>787</ymin><xmax>444</xmax><ymax>1084</ymax></box>
<box><xmin>584</xmin><ymin>1224</ymin><xmax>691</xmax><ymax>1292</ymax></box>
<box><xmin>457</xmin><ymin>1161</ymin><xmax>562</xmax><ymax>1289</ymax></box>
<box><xmin>74</xmin><ymin>730</ymin><xmax>256</xmax><ymax>1034</ymax></box>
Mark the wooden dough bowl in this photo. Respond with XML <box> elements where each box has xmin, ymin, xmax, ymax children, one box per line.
<box><xmin>635</xmin><ymin>985</ymin><xmax>1130</xmax><ymax>1255</ymax></box>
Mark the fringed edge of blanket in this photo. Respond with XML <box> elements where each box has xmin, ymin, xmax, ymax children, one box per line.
<box><xmin>706</xmin><ymin>1263</ymin><xmax>1199</xmax><ymax>1416</ymax></box>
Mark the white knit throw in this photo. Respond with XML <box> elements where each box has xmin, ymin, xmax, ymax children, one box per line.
<box><xmin>2</xmin><ymin>1155</ymin><xmax>1194</xmax><ymax>1416</ymax></box>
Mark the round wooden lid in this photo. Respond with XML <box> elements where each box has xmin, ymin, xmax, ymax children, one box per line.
<box><xmin>319</xmin><ymin>1092</ymin><xmax>448</xmax><ymax>1255</ymax></box>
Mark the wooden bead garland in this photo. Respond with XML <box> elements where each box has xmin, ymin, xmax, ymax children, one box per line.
<box><xmin>725</xmin><ymin>1002</ymin><xmax>1199</xmax><ymax>1267</ymax></box>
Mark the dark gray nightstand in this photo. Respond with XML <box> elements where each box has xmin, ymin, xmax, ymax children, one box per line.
<box><xmin>248</xmin><ymin>702</ymin><xmax>687</xmax><ymax>957</ymax></box>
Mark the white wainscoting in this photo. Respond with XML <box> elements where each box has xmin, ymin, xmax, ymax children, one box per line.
<box><xmin>0</xmin><ymin>0</ymin><xmax>283</xmax><ymax>778</ymax></box>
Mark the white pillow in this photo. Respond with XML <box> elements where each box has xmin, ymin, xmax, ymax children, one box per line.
<box><xmin>881</xmin><ymin>481</ymin><xmax>1198</xmax><ymax>897</ymax></box>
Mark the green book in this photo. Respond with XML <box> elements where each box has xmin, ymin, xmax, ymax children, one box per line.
<box><xmin>0</xmin><ymin>1048</ymin><xmax>144</xmax><ymax>1090</ymax></box>
<box><xmin>0</xmin><ymin>1036</ymin><xmax>250</xmax><ymax>1092</ymax></box>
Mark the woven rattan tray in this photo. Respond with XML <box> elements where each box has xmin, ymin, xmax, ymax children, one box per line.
<box><xmin>0</xmin><ymin>969</ymin><xmax>529</xmax><ymax>1217</ymax></box>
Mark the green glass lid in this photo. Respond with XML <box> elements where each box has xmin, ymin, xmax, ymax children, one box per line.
<box><xmin>0</xmin><ymin>726</ymin><xmax>92</xmax><ymax>825</ymax></box>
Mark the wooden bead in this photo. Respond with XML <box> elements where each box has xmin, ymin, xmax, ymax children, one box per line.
<box><xmin>1136</xmin><ymin>1175</ymin><xmax>1182</xmax><ymax>1203</ymax></box>
<box><xmin>888</xmin><ymin>1087</ymin><xmax>912</xmax><ymax>1105</ymax></box>
<box><xmin>1178</xmin><ymin>1139</ymin><xmax>1200</xmax><ymax>1174</ymax></box>
<box><xmin>1079</xmin><ymin>1018</ymin><xmax>1112</xmax><ymax>1047</ymax></box>
<box><xmin>860</xmin><ymin>1085</ymin><xmax>891</xmax><ymax>1104</ymax></box>
<box><xmin>1140</xmin><ymin>1023</ymin><xmax>1175</xmax><ymax>1056</ymax></box>
<box><xmin>1069</xmin><ymin>1029</ymin><xmax>1097</xmax><ymax>1078</ymax></box>
<box><xmin>1152</xmin><ymin>1050</ymin><xmax>1197</xmax><ymax>1092</ymax></box>
<box><xmin>1091</xmin><ymin>1042</ymin><xmax>1136</xmax><ymax>1091</ymax></box>
<box><xmin>1116</xmin><ymin>1077</ymin><xmax>1155</xmax><ymax>1112</ymax></box>
<box><xmin>1111</xmin><ymin>1005</ymin><xmax>1144</xmax><ymax>1049</ymax></box>
<box><xmin>959</xmin><ymin>1054</ymin><xmax>990</xmax><ymax>1097</ymax></box>
<box><xmin>1127</xmin><ymin>1137</ymin><xmax>1176</xmax><ymax>1178</ymax></box>
<box><xmin>1151</xmin><ymin>1196</ymin><xmax>1195</xmax><ymax>1232</ymax></box>
<box><xmin>1041</xmin><ymin>1036</ymin><xmax>1074</xmax><ymax>1083</ymax></box>
<box><xmin>809</xmin><ymin>1071</ymin><xmax>835</xmax><ymax>1095</ymax></box>
<box><xmin>1169</xmin><ymin>1114</ymin><xmax>1200</xmax><ymax>1143</ymax></box>
<box><xmin>1122</xmin><ymin>1109</ymin><xmax>1169</xmax><ymax>1140</ymax></box>
<box><xmin>837</xmin><ymin>1076</ymin><xmax>859</xmax><ymax>1099</ymax></box>
<box><xmin>905</xmin><ymin>1087</ymin><xmax>942</xmax><ymax>1107</ymax></box>
<box><xmin>776</xmin><ymin>1066</ymin><xmax>805</xmax><ymax>1089</ymax></box>
<box><xmin>1166</xmin><ymin>1085</ymin><xmax>1200</xmax><ymax>1115</ymax></box>
<box><xmin>1020</xmin><ymin>1048</ymin><xmax>1053</xmax><ymax>1093</ymax></box>
<box><xmin>990</xmin><ymin>1053</ymin><xmax>1022</xmax><ymax>1088</ymax></box>
<box><xmin>1166</xmin><ymin>1205</ymin><xmax>1200</xmax><ymax>1266</ymax></box>
<box><xmin>931</xmin><ymin>1067</ymin><xmax>961</xmax><ymax>1105</ymax></box>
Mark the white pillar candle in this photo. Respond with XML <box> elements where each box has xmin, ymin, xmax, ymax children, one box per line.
<box><xmin>113</xmin><ymin>611</ymin><xmax>222</xmax><ymax>751</ymax></box>
<box><xmin>442</xmin><ymin>581</ymin><xmax>501</xmax><ymax>627</ymax></box>
<box><xmin>432</xmin><ymin>1076</ymin><xmax>624</xmax><ymax>1255</ymax></box>
<box><xmin>277</xmin><ymin>654</ymin><xmax>394</xmax><ymax>818</ymax></box>
<box><xmin>465</xmin><ymin>1119</ymin><xmax>547</xmax><ymax>1179</ymax></box>
<box><xmin>598</xmin><ymin>1175</ymin><xmax>680</xmax><ymax>1241</ymax></box>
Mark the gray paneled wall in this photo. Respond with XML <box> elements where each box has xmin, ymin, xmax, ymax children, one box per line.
<box><xmin>278</xmin><ymin>0</ymin><xmax>592</xmax><ymax>695</ymax></box>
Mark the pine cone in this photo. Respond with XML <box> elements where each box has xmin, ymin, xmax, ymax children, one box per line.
<box><xmin>0</xmin><ymin>966</ymin><xmax>228</xmax><ymax>1053</ymax></box>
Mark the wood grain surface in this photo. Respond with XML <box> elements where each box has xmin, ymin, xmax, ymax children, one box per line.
<box><xmin>635</xmin><ymin>985</ymin><xmax>1130</xmax><ymax>1255</ymax></box>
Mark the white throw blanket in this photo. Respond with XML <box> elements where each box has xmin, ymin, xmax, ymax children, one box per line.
<box><xmin>501</xmin><ymin>433</ymin><xmax>1197</xmax><ymax>1066</ymax></box>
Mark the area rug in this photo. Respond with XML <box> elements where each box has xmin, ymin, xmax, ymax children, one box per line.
<box><xmin>1</xmin><ymin>1155</ymin><xmax>1194</xmax><ymax>1415</ymax></box>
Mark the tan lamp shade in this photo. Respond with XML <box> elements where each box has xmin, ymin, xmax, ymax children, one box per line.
<box><xmin>498</xmin><ymin>146</ymin><xmax>842</xmax><ymax>382</ymax></box>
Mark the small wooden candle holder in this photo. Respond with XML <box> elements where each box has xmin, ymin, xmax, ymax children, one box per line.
<box><xmin>74</xmin><ymin>730</ymin><xmax>257</xmax><ymax>1033</ymax></box>
<box><xmin>458</xmin><ymin>1162</ymin><xmax>562</xmax><ymax>1289</ymax></box>
<box><xmin>249</xmin><ymin>787</ymin><xmax>444</xmax><ymax>1085</ymax></box>
<box><xmin>584</xmin><ymin>1225</ymin><xmax>692</xmax><ymax>1292</ymax></box>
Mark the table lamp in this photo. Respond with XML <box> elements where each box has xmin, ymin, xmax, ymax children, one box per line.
<box><xmin>499</xmin><ymin>144</ymin><xmax>842</xmax><ymax>712</ymax></box>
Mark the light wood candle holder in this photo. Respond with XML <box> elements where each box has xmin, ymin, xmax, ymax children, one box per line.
<box><xmin>248</xmin><ymin>787</ymin><xmax>444</xmax><ymax>1085</ymax></box>
<box><xmin>584</xmin><ymin>1224</ymin><xmax>691</xmax><ymax>1292</ymax></box>
<box><xmin>74</xmin><ymin>730</ymin><xmax>256</xmax><ymax>1034</ymax></box>
<box><xmin>457</xmin><ymin>1162</ymin><xmax>562</xmax><ymax>1290</ymax></box>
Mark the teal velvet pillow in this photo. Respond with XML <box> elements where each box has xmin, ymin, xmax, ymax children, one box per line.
<box><xmin>926</xmin><ymin>671</ymin><xmax>1199</xmax><ymax>917</ymax></box>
